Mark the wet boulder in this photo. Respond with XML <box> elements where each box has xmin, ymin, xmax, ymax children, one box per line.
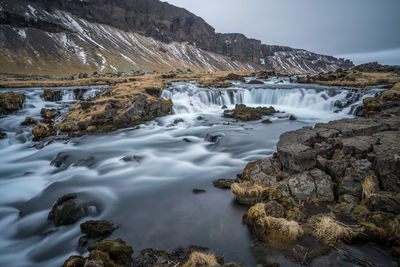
<box><xmin>40</xmin><ymin>108</ymin><xmax>60</xmax><ymax>120</ymax></box>
<box><xmin>61</xmin><ymin>256</ymin><xmax>85</xmax><ymax>267</ymax></box>
<box><xmin>32</xmin><ymin>123</ymin><xmax>54</xmax><ymax>141</ymax></box>
<box><xmin>21</xmin><ymin>116</ymin><xmax>37</xmax><ymax>126</ymax></box>
<box><xmin>48</xmin><ymin>193</ymin><xmax>98</xmax><ymax>226</ymax></box>
<box><xmin>205</xmin><ymin>132</ymin><xmax>225</xmax><ymax>143</ymax></box>
<box><xmin>80</xmin><ymin>220</ymin><xmax>117</xmax><ymax>239</ymax></box>
<box><xmin>223</xmin><ymin>104</ymin><xmax>275</xmax><ymax>121</ymax></box>
<box><xmin>213</xmin><ymin>178</ymin><xmax>239</xmax><ymax>189</ymax></box>
<box><xmin>51</xmin><ymin>152</ymin><xmax>96</xmax><ymax>171</ymax></box>
<box><xmin>43</xmin><ymin>89</ymin><xmax>62</xmax><ymax>101</ymax></box>
<box><xmin>0</xmin><ymin>92</ymin><xmax>25</xmax><ymax>112</ymax></box>
<box><xmin>0</xmin><ymin>131</ymin><xmax>6</xmax><ymax>139</ymax></box>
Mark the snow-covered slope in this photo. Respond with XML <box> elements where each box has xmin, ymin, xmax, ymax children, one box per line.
<box><xmin>0</xmin><ymin>1</ymin><xmax>352</xmax><ymax>76</ymax></box>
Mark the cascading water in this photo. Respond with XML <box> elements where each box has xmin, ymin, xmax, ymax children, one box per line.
<box><xmin>161</xmin><ymin>82</ymin><xmax>379</xmax><ymax>121</ymax></box>
<box><xmin>0</xmin><ymin>80</ymin><xmax>392</xmax><ymax>267</ymax></box>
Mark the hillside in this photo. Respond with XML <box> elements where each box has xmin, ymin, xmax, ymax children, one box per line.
<box><xmin>0</xmin><ymin>0</ymin><xmax>353</xmax><ymax>76</ymax></box>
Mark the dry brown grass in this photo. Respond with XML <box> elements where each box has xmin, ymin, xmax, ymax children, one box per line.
<box><xmin>298</xmin><ymin>71</ymin><xmax>400</xmax><ymax>88</ymax></box>
<box><xmin>247</xmin><ymin>203</ymin><xmax>303</xmax><ymax>242</ymax></box>
<box><xmin>231</xmin><ymin>182</ymin><xmax>269</xmax><ymax>198</ymax></box>
<box><xmin>313</xmin><ymin>216</ymin><xmax>356</xmax><ymax>244</ymax></box>
<box><xmin>182</xmin><ymin>252</ymin><xmax>219</xmax><ymax>267</ymax></box>
<box><xmin>362</xmin><ymin>174</ymin><xmax>379</xmax><ymax>202</ymax></box>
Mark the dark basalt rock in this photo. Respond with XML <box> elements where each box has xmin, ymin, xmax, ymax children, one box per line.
<box><xmin>173</xmin><ymin>118</ymin><xmax>184</xmax><ymax>124</ymax></box>
<box><xmin>48</xmin><ymin>193</ymin><xmax>98</xmax><ymax>226</ymax></box>
<box><xmin>0</xmin><ymin>92</ymin><xmax>25</xmax><ymax>112</ymax></box>
<box><xmin>289</xmin><ymin>115</ymin><xmax>296</xmax><ymax>120</ymax></box>
<box><xmin>223</xmin><ymin>104</ymin><xmax>276</xmax><ymax>121</ymax></box>
<box><xmin>0</xmin><ymin>131</ymin><xmax>6</xmax><ymax>139</ymax></box>
<box><xmin>51</xmin><ymin>152</ymin><xmax>96</xmax><ymax>171</ymax></box>
<box><xmin>42</xmin><ymin>89</ymin><xmax>62</xmax><ymax>101</ymax></box>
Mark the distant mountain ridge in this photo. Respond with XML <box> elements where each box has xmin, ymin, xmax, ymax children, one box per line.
<box><xmin>0</xmin><ymin>0</ymin><xmax>353</xmax><ymax>75</ymax></box>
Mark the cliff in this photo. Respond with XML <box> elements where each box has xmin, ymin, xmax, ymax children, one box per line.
<box><xmin>0</xmin><ymin>0</ymin><xmax>353</xmax><ymax>75</ymax></box>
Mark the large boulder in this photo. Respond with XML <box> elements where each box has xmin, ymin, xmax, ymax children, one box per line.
<box><xmin>0</xmin><ymin>92</ymin><xmax>25</xmax><ymax>112</ymax></box>
<box><xmin>48</xmin><ymin>193</ymin><xmax>97</xmax><ymax>226</ymax></box>
<box><xmin>21</xmin><ymin>116</ymin><xmax>38</xmax><ymax>126</ymax></box>
<box><xmin>80</xmin><ymin>220</ymin><xmax>117</xmax><ymax>239</ymax></box>
<box><xmin>32</xmin><ymin>123</ymin><xmax>54</xmax><ymax>141</ymax></box>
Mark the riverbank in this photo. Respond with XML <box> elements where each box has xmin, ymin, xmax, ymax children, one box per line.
<box><xmin>229</xmin><ymin>72</ymin><xmax>400</xmax><ymax>265</ymax></box>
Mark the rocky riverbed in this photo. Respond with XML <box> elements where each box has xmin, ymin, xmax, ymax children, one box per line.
<box><xmin>0</xmin><ymin>73</ymin><xmax>398</xmax><ymax>266</ymax></box>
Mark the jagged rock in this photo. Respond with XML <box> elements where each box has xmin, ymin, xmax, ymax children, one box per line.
<box><xmin>338</xmin><ymin>176</ymin><xmax>363</xmax><ymax>199</ymax></box>
<box><xmin>43</xmin><ymin>89</ymin><xmax>62</xmax><ymax>101</ymax></box>
<box><xmin>32</xmin><ymin>123</ymin><xmax>54</xmax><ymax>141</ymax></box>
<box><xmin>0</xmin><ymin>92</ymin><xmax>25</xmax><ymax>112</ymax></box>
<box><xmin>21</xmin><ymin>116</ymin><xmax>37</xmax><ymax>126</ymax></box>
<box><xmin>277</xmin><ymin>143</ymin><xmax>316</xmax><ymax>174</ymax></box>
<box><xmin>213</xmin><ymin>178</ymin><xmax>238</xmax><ymax>189</ymax></box>
<box><xmin>241</xmin><ymin>158</ymin><xmax>283</xmax><ymax>185</ymax></box>
<box><xmin>223</xmin><ymin>104</ymin><xmax>275</xmax><ymax>121</ymax></box>
<box><xmin>48</xmin><ymin>193</ymin><xmax>97</xmax><ymax>226</ymax></box>
<box><xmin>287</xmin><ymin>169</ymin><xmax>334</xmax><ymax>201</ymax></box>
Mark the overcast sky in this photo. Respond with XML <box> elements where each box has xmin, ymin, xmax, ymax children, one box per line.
<box><xmin>166</xmin><ymin>0</ymin><xmax>400</xmax><ymax>65</ymax></box>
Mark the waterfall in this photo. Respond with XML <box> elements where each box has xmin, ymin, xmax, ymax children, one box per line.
<box><xmin>161</xmin><ymin>83</ymin><xmax>378</xmax><ymax>118</ymax></box>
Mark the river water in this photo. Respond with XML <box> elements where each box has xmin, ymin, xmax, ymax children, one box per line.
<box><xmin>0</xmin><ymin>77</ymin><xmax>393</xmax><ymax>266</ymax></box>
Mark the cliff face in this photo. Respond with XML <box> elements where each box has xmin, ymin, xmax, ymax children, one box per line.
<box><xmin>0</xmin><ymin>0</ymin><xmax>353</xmax><ymax>75</ymax></box>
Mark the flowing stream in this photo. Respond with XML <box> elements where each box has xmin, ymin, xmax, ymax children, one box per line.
<box><xmin>0</xmin><ymin>79</ymin><xmax>394</xmax><ymax>266</ymax></box>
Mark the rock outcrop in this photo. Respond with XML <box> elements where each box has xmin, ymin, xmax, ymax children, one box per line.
<box><xmin>231</xmin><ymin>96</ymin><xmax>400</xmax><ymax>262</ymax></box>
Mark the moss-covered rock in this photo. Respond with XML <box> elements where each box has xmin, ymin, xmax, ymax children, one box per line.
<box><xmin>43</xmin><ymin>89</ymin><xmax>62</xmax><ymax>101</ymax></box>
<box><xmin>32</xmin><ymin>122</ymin><xmax>54</xmax><ymax>141</ymax></box>
<box><xmin>88</xmin><ymin>238</ymin><xmax>133</xmax><ymax>266</ymax></box>
<box><xmin>80</xmin><ymin>220</ymin><xmax>117</xmax><ymax>239</ymax></box>
<box><xmin>48</xmin><ymin>193</ymin><xmax>97</xmax><ymax>226</ymax></box>
<box><xmin>223</xmin><ymin>104</ymin><xmax>275</xmax><ymax>121</ymax></box>
<box><xmin>0</xmin><ymin>92</ymin><xmax>25</xmax><ymax>112</ymax></box>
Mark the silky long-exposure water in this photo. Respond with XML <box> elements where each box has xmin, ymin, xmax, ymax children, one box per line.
<box><xmin>0</xmin><ymin>78</ymin><xmax>394</xmax><ymax>266</ymax></box>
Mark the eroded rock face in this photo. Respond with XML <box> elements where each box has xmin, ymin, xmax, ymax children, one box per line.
<box><xmin>241</xmin><ymin>158</ymin><xmax>283</xmax><ymax>185</ymax></box>
<box><xmin>0</xmin><ymin>92</ymin><xmax>25</xmax><ymax>112</ymax></box>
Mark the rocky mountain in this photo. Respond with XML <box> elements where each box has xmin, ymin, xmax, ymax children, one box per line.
<box><xmin>0</xmin><ymin>0</ymin><xmax>353</xmax><ymax>76</ymax></box>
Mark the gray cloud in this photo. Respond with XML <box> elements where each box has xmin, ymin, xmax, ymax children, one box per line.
<box><xmin>166</xmin><ymin>0</ymin><xmax>400</xmax><ymax>65</ymax></box>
